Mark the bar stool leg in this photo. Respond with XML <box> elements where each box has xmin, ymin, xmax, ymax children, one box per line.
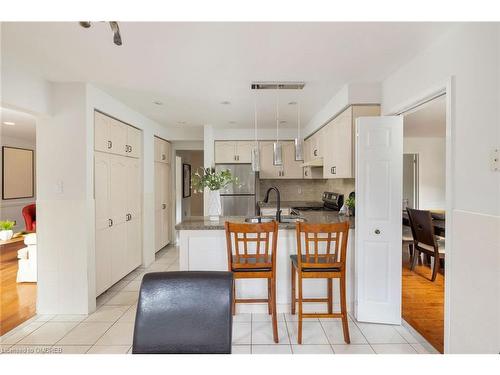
<box><xmin>340</xmin><ymin>273</ymin><xmax>350</xmax><ymax>344</ymax></box>
<box><xmin>267</xmin><ymin>279</ymin><xmax>272</xmax><ymax>315</ymax></box>
<box><xmin>327</xmin><ymin>278</ymin><xmax>333</xmax><ymax>314</ymax></box>
<box><xmin>297</xmin><ymin>272</ymin><xmax>303</xmax><ymax>344</ymax></box>
<box><xmin>291</xmin><ymin>262</ymin><xmax>296</xmax><ymax>315</ymax></box>
<box><xmin>271</xmin><ymin>276</ymin><xmax>279</xmax><ymax>343</ymax></box>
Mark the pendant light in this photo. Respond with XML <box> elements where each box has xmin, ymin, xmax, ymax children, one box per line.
<box><xmin>251</xmin><ymin>94</ymin><xmax>260</xmax><ymax>172</ymax></box>
<box><xmin>273</xmin><ymin>87</ymin><xmax>283</xmax><ymax>166</ymax></box>
<box><xmin>294</xmin><ymin>100</ymin><xmax>304</xmax><ymax>161</ymax></box>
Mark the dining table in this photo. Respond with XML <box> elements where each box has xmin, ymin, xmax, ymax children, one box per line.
<box><xmin>402</xmin><ymin>211</ymin><xmax>445</xmax><ymax>238</ymax></box>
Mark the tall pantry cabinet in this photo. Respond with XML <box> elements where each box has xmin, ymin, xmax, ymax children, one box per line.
<box><xmin>94</xmin><ymin>111</ymin><xmax>143</xmax><ymax>296</ymax></box>
<box><xmin>154</xmin><ymin>137</ymin><xmax>171</xmax><ymax>252</ymax></box>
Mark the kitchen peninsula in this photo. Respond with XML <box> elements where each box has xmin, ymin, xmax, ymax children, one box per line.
<box><xmin>175</xmin><ymin>211</ymin><xmax>355</xmax><ymax>314</ymax></box>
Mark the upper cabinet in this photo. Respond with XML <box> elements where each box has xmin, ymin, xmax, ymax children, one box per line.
<box><xmin>154</xmin><ymin>136</ymin><xmax>171</xmax><ymax>163</ymax></box>
<box><xmin>215</xmin><ymin>141</ymin><xmax>254</xmax><ymax>163</ymax></box>
<box><xmin>303</xmin><ymin>126</ymin><xmax>326</xmax><ymax>163</ymax></box>
<box><xmin>259</xmin><ymin>141</ymin><xmax>302</xmax><ymax>179</ymax></box>
<box><xmin>94</xmin><ymin>111</ymin><xmax>142</xmax><ymax>158</ymax></box>
<box><xmin>322</xmin><ymin>105</ymin><xmax>380</xmax><ymax>179</ymax></box>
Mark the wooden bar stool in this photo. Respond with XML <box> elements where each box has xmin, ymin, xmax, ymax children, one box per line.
<box><xmin>291</xmin><ymin>221</ymin><xmax>350</xmax><ymax>344</ymax></box>
<box><xmin>224</xmin><ymin>221</ymin><xmax>279</xmax><ymax>343</ymax></box>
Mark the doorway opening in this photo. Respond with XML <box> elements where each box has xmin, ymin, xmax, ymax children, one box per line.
<box><xmin>401</xmin><ymin>94</ymin><xmax>446</xmax><ymax>353</ymax></box>
<box><xmin>0</xmin><ymin>107</ymin><xmax>38</xmax><ymax>335</ymax></box>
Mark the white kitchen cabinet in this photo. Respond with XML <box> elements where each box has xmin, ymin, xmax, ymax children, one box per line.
<box><xmin>155</xmin><ymin>136</ymin><xmax>171</xmax><ymax>163</ymax></box>
<box><xmin>94</xmin><ymin>112</ymin><xmax>143</xmax><ymax>296</ymax></box>
<box><xmin>154</xmin><ymin>137</ymin><xmax>172</xmax><ymax>252</ymax></box>
<box><xmin>303</xmin><ymin>166</ymin><xmax>323</xmax><ymax>179</ymax></box>
<box><xmin>94</xmin><ymin>111</ymin><xmax>141</xmax><ymax>158</ymax></box>
<box><xmin>214</xmin><ymin>141</ymin><xmax>255</xmax><ymax>163</ymax></box>
<box><xmin>259</xmin><ymin>141</ymin><xmax>302</xmax><ymax>179</ymax></box>
<box><xmin>281</xmin><ymin>141</ymin><xmax>303</xmax><ymax>179</ymax></box>
<box><xmin>322</xmin><ymin>105</ymin><xmax>380</xmax><ymax>179</ymax></box>
<box><xmin>127</xmin><ymin>126</ymin><xmax>142</xmax><ymax>158</ymax></box>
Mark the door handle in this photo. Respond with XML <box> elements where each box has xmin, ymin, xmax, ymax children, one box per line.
<box><xmin>374</xmin><ymin>229</ymin><xmax>381</xmax><ymax>235</ymax></box>
<box><xmin>108</xmin><ymin>218</ymin><xmax>113</xmax><ymax>227</ymax></box>
<box><xmin>107</xmin><ymin>140</ymin><xmax>112</xmax><ymax>149</ymax></box>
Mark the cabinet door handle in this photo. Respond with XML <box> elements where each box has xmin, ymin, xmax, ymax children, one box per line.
<box><xmin>331</xmin><ymin>166</ymin><xmax>336</xmax><ymax>175</ymax></box>
<box><xmin>314</xmin><ymin>149</ymin><xmax>318</xmax><ymax>157</ymax></box>
<box><xmin>162</xmin><ymin>203</ymin><xmax>166</xmax><ymax>209</ymax></box>
<box><xmin>125</xmin><ymin>145</ymin><xmax>129</xmax><ymax>152</ymax></box>
<box><xmin>161</xmin><ymin>154</ymin><xmax>166</xmax><ymax>160</ymax></box>
<box><xmin>129</xmin><ymin>145</ymin><xmax>133</xmax><ymax>153</ymax></box>
<box><xmin>107</xmin><ymin>140</ymin><xmax>112</xmax><ymax>149</ymax></box>
<box><xmin>108</xmin><ymin>218</ymin><xmax>113</xmax><ymax>227</ymax></box>
<box><xmin>305</xmin><ymin>170</ymin><xmax>308</xmax><ymax>177</ymax></box>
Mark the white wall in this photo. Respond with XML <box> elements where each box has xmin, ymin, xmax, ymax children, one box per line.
<box><xmin>0</xmin><ymin>135</ymin><xmax>36</xmax><ymax>231</ymax></box>
<box><xmin>382</xmin><ymin>24</ymin><xmax>500</xmax><ymax>353</ymax></box>
<box><xmin>404</xmin><ymin>137</ymin><xmax>446</xmax><ymax>210</ymax></box>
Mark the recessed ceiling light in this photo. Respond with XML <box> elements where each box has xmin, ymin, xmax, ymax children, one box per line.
<box><xmin>288</xmin><ymin>101</ymin><xmax>297</xmax><ymax>105</ymax></box>
<box><xmin>153</xmin><ymin>100</ymin><xmax>163</xmax><ymax>106</ymax></box>
<box><xmin>177</xmin><ymin>121</ymin><xmax>186</xmax><ymax>125</ymax></box>
<box><xmin>279</xmin><ymin>120</ymin><xmax>287</xmax><ymax>124</ymax></box>
<box><xmin>2</xmin><ymin>121</ymin><xmax>15</xmax><ymax>126</ymax></box>
<box><xmin>220</xmin><ymin>101</ymin><xmax>231</xmax><ymax>105</ymax></box>
<box><xmin>228</xmin><ymin>121</ymin><xmax>237</xmax><ymax>124</ymax></box>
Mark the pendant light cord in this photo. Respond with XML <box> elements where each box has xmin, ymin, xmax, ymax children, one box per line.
<box><xmin>276</xmin><ymin>87</ymin><xmax>279</xmax><ymax>143</ymax></box>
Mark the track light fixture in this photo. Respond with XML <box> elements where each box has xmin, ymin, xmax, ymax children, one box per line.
<box><xmin>78</xmin><ymin>21</ymin><xmax>122</xmax><ymax>46</ymax></box>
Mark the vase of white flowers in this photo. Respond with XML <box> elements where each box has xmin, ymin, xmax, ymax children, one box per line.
<box><xmin>192</xmin><ymin>168</ymin><xmax>237</xmax><ymax>221</ymax></box>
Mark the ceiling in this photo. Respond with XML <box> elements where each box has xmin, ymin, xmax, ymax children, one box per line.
<box><xmin>1</xmin><ymin>22</ymin><xmax>455</xmax><ymax>129</ymax></box>
<box><xmin>404</xmin><ymin>95</ymin><xmax>446</xmax><ymax>137</ymax></box>
<box><xmin>1</xmin><ymin>107</ymin><xmax>36</xmax><ymax>142</ymax></box>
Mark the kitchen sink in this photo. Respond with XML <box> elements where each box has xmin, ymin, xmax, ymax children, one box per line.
<box><xmin>244</xmin><ymin>215</ymin><xmax>307</xmax><ymax>224</ymax></box>
<box><xmin>244</xmin><ymin>216</ymin><xmax>275</xmax><ymax>223</ymax></box>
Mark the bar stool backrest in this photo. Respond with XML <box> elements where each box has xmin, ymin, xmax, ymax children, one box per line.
<box><xmin>295</xmin><ymin>221</ymin><xmax>350</xmax><ymax>270</ymax></box>
<box><xmin>225</xmin><ymin>221</ymin><xmax>278</xmax><ymax>270</ymax></box>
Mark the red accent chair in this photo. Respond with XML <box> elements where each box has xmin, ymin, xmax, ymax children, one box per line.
<box><xmin>22</xmin><ymin>204</ymin><xmax>36</xmax><ymax>232</ymax></box>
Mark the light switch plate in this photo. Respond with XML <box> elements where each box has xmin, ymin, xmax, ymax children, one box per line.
<box><xmin>491</xmin><ymin>148</ymin><xmax>499</xmax><ymax>172</ymax></box>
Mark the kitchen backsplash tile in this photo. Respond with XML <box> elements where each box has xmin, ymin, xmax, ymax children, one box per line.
<box><xmin>259</xmin><ymin>178</ymin><xmax>355</xmax><ymax>202</ymax></box>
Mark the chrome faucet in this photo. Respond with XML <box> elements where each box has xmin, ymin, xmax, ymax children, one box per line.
<box><xmin>263</xmin><ymin>187</ymin><xmax>281</xmax><ymax>222</ymax></box>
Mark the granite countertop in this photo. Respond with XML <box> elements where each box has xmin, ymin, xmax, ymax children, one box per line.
<box><xmin>175</xmin><ymin>211</ymin><xmax>354</xmax><ymax>230</ymax></box>
<box><xmin>258</xmin><ymin>200</ymin><xmax>324</xmax><ymax>209</ymax></box>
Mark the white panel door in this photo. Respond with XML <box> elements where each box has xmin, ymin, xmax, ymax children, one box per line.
<box><xmin>127</xmin><ymin>216</ymin><xmax>142</xmax><ymax>270</ymax></box>
<box><xmin>110</xmin><ymin>155</ymin><xmax>129</xmax><ymax>225</ymax></box>
<box><xmin>111</xmin><ymin>221</ymin><xmax>128</xmax><ymax>281</ymax></box>
<box><xmin>94</xmin><ymin>152</ymin><xmax>112</xmax><ymax>295</ymax></box>
<box><xmin>355</xmin><ymin>116</ymin><xmax>403</xmax><ymax>324</ymax></box>
<box><xmin>126</xmin><ymin>158</ymin><xmax>142</xmax><ymax>218</ymax></box>
<box><xmin>215</xmin><ymin>141</ymin><xmax>237</xmax><ymax>163</ymax></box>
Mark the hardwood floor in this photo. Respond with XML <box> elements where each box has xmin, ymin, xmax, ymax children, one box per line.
<box><xmin>0</xmin><ymin>242</ymin><xmax>37</xmax><ymax>336</ymax></box>
<box><xmin>402</xmin><ymin>246</ymin><xmax>444</xmax><ymax>353</ymax></box>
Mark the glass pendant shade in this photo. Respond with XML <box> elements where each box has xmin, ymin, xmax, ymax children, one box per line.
<box><xmin>294</xmin><ymin>138</ymin><xmax>303</xmax><ymax>161</ymax></box>
<box><xmin>251</xmin><ymin>145</ymin><xmax>260</xmax><ymax>172</ymax></box>
<box><xmin>273</xmin><ymin>142</ymin><xmax>283</xmax><ymax>166</ymax></box>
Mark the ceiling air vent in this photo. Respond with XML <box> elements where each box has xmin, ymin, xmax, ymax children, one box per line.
<box><xmin>251</xmin><ymin>82</ymin><xmax>305</xmax><ymax>90</ymax></box>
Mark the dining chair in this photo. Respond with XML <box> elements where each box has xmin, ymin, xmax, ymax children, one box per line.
<box><xmin>132</xmin><ymin>271</ymin><xmax>233</xmax><ymax>354</ymax></box>
<box><xmin>225</xmin><ymin>220</ymin><xmax>279</xmax><ymax>343</ymax></box>
<box><xmin>290</xmin><ymin>221</ymin><xmax>350</xmax><ymax>344</ymax></box>
<box><xmin>402</xmin><ymin>225</ymin><xmax>414</xmax><ymax>264</ymax></box>
<box><xmin>406</xmin><ymin>208</ymin><xmax>445</xmax><ymax>281</ymax></box>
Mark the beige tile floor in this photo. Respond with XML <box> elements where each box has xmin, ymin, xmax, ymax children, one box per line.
<box><xmin>0</xmin><ymin>245</ymin><xmax>437</xmax><ymax>355</ymax></box>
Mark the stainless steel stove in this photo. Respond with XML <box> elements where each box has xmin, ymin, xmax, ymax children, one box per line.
<box><xmin>292</xmin><ymin>192</ymin><xmax>344</xmax><ymax>212</ymax></box>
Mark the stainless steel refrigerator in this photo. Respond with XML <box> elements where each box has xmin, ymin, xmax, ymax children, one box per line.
<box><xmin>215</xmin><ymin>164</ymin><xmax>257</xmax><ymax>217</ymax></box>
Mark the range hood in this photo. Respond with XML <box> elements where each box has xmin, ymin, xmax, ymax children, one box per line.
<box><xmin>302</xmin><ymin>157</ymin><xmax>324</xmax><ymax>168</ymax></box>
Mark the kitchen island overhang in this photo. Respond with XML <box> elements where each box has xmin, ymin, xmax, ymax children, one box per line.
<box><xmin>176</xmin><ymin>214</ymin><xmax>355</xmax><ymax>314</ymax></box>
